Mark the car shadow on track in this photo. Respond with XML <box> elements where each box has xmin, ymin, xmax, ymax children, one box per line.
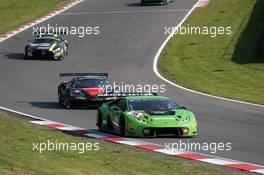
<box><xmin>96</xmin><ymin>128</ymin><xmax>192</xmax><ymax>139</ymax></box>
<box><xmin>3</xmin><ymin>53</ymin><xmax>24</xmax><ymax>60</ymax></box>
<box><xmin>126</xmin><ymin>2</ymin><xmax>142</xmax><ymax>7</ymax></box>
<box><xmin>26</xmin><ymin>101</ymin><xmax>98</xmax><ymax>110</ymax></box>
<box><xmin>25</xmin><ymin>101</ymin><xmax>65</xmax><ymax>109</ymax></box>
<box><xmin>126</xmin><ymin>2</ymin><xmax>165</xmax><ymax>7</ymax></box>
<box><xmin>4</xmin><ymin>53</ymin><xmax>59</xmax><ymax>61</ymax></box>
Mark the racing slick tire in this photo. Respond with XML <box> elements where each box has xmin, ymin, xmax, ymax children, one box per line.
<box><xmin>24</xmin><ymin>54</ymin><xmax>30</xmax><ymax>60</ymax></box>
<box><xmin>119</xmin><ymin>116</ymin><xmax>126</xmax><ymax>137</ymax></box>
<box><xmin>58</xmin><ymin>92</ymin><xmax>63</xmax><ymax>104</ymax></box>
<box><xmin>97</xmin><ymin>111</ymin><xmax>103</xmax><ymax>131</ymax></box>
<box><xmin>54</xmin><ymin>55</ymin><xmax>64</xmax><ymax>61</ymax></box>
<box><xmin>65</xmin><ymin>102</ymin><xmax>72</xmax><ymax>109</ymax></box>
<box><xmin>62</xmin><ymin>98</ymin><xmax>73</xmax><ymax>109</ymax></box>
<box><xmin>107</xmin><ymin>115</ymin><xmax>113</xmax><ymax>128</ymax></box>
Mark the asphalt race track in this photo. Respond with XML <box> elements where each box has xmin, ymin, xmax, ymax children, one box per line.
<box><xmin>0</xmin><ymin>0</ymin><xmax>263</xmax><ymax>165</ymax></box>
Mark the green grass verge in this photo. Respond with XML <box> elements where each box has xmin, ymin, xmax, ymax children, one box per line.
<box><xmin>0</xmin><ymin>0</ymin><xmax>72</xmax><ymax>35</ymax></box>
<box><xmin>0</xmin><ymin>113</ymin><xmax>240</xmax><ymax>175</ymax></box>
<box><xmin>158</xmin><ymin>0</ymin><xmax>264</xmax><ymax>104</ymax></box>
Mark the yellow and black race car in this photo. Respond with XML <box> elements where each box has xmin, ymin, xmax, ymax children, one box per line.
<box><xmin>24</xmin><ymin>33</ymin><xmax>68</xmax><ymax>60</ymax></box>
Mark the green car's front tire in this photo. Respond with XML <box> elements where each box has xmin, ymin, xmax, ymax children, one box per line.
<box><xmin>97</xmin><ymin>111</ymin><xmax>103</xmax><ymax>131</ymax></box>
<box><xmin>119</xmin><ymin>116</ymin><xmax>126</xmax><ymax>137</ymax></box>
<box><xmin>107</xmin><ymin>115</ymin><xmax>113</xmax><ymax>128</ymax></box>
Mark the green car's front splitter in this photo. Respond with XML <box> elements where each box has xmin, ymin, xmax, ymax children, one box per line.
<box><xmin>125</xmin><ymin>117</ymin><xmax>197</xmax><ymax>137</ymax></box>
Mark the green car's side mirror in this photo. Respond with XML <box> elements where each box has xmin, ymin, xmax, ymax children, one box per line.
<box><xmin>111</xmin><ymin>106</ymin><xmax>121</xmax><ymax>112</ymax></box>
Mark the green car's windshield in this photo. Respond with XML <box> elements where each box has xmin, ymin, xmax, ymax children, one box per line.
<box><xmin>128</xmin><ymin>99</ymin><xmax>180</xmax><ymax>111</ymax></box>
<box><xmin>32</xmin><ymin>38</ymin><xmax>55</xmax><ymax>44</ymax></box>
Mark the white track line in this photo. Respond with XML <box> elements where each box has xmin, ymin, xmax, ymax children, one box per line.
<box><xmin>30</xmin><ymin>120</ymin><xmax>59</xmax><ymax>125</ymax></box>
<box><xmin>0</xmin><ymin>106</ymin><xmax>49</xmax><ymax>121</ymax></box>
<box><xmin>196</xmin><ymin>0</ymin><xmax>210</xmax><ymax>7</ymax></box>
<box><xmin>152</xmin><ymin>1</ymin><xmax>264</xmax><ymax>108</ymax></box>
<box><xmin>57</xmin><ymin>126</ymin><xmax>85</xmax><ymax>131</ymax></box>
<box><xmin>199</xmin><ymin>158</ymin><xmax>239</xmax><ymax>165</ymax></box>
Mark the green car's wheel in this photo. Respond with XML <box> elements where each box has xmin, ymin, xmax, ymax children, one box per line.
<box><xmin>97</xmin><ymin>111</ymin><xmax>103</xmax><ymax>131</ymax></box>
<box><xmin>119</xmin><ymin>116</ymin><xmax>126</xmax><ymax>137</ymax></box>
<box><xmin>107</xmin><ymin>115</ymin><xmax>112</xmax><ymax>128</ymax></box>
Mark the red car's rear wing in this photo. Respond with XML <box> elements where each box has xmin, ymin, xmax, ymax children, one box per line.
<box><xmin>59</xmin><ymin>73</ymin><xmax>108</xmax><ymax>78</ymax></box>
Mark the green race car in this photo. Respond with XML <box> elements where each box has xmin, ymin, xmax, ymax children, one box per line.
<box><xmin>141</xmin><ymin>0</ymin><xmax>173</xmax><ymax>5</ymax></box>
<box><xmin>97</xmin><ymin>95</ymin><xmax>197</xmax><ymax>137</ymax></box>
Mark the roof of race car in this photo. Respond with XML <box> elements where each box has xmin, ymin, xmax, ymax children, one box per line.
<box><xmin>35</xmin><ymin>33</ymin><xmax>59</xmax><ymax>38</ymax></box>
<box><xmin>73</xmin><ymin>76</ymin><xmax>107</xmax><ymax>81</ymax></box>
<box><xmin>34</xmin><ymin>34</ymin><xmax>60</xmax><ymax>41</ymax></box>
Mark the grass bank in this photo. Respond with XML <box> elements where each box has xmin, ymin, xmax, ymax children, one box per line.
<box><xmin>0</xmin><ymin>112</ymin><xmax>240</xmax><ymax>175</ymax></box>
<box><xmin>158</xmin><ymin>0</ymin><xmax>264</xmax><ymax>104</ymax></box>
<box><xmin>0</xmin><ymin>0</ymin><xmax>72</xmax><ymax>35</ymax></box>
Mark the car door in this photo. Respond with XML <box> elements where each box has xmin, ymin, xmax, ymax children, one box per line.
<box><xmin>109</xmin><ymin>99</ymin><xmax>122</xmax><ymax>127</ymax></box>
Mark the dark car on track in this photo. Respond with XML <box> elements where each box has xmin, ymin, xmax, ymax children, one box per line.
<box><xmin>24</xmin><ymin>33</ymin><xmax>68</xmax><ymax>60</ymax></box>
<box><xmin>58</xmin><ymin>73</ymin><xmax>116</xmax><ymax>109</ymax></box>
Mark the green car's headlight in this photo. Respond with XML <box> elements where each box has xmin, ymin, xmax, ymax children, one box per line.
<box><xmin>182</xmin><ymin>116</ymin><xmax>191</xmax><ymax>123</ymax></box>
